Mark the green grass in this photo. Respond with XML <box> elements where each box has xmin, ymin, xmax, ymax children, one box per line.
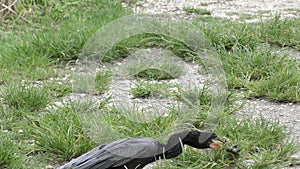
<box><xmin>27</xmin><ymin>103</ymin><xmax>95</xmax><ymax>160</ymax></box>
<box><xmin>72</xmin><ymin>74</ymin><xmax>96</xmax><ymax>93</ymax></box>
<box><xmin>136</xmin><ymin>67</ymin><xmax>178</xmax><ymax>80</ymax></box>
<box><xmin>0</xmin><ymin>0</ymin><xmax>131</xmax><ymax>168</ymax></box>
<box><xmin>192</xmin><ymin>15</ymin><xmax>300</xmax><ymax>102</ymax></box>
<box><xmin>199</xmin><ymin>2</ymin><xmax>209</xmax><ymax>6</ymax></box>
<box><xmin>0</xmin><ymin>133</ymin><xmax>18</xmax><ymax>168</ymax></box>
<box><xmin>43</xmin><ymin>79</ymin><xmax>72</xmax><ymax>98</ymax></box>
<box><xmin>2</xmin><ymin>83</ymin><xmax>51</xmax><ymax>112</ymax></box>
<box><xmin>124</xmin><ymin>61</ymin><xmax>185</xmax><ymax>80</ymax></box>
<box><xmin>1</xmin><ymin>79</ymin><xmax>71</xmax><ymax>112</ymax></box>
<box><xmin>247</xmin><ymin>61</ymin><xmax>300</xmax><ymax>102</ymax></box>
<box><xmin>0</xmin><ymin>0</ymin><xmax>300</xmax><ymax>168</ymax></box>
<box><xmin>101</xmin><ymin>106</ymin><xmax>182</xmax><ymax>139</ymax></box>
<box><xmin>152</xmin><ymin>116</ymin><xmax>297</xmax><ymax>168</ymax></box>
<box><xmin>219</xmin><ymin>46</ymin><xmax>299</xmax><ymax>102</ymax></box>
<box><xmin>135</xmin><ymin>63</ymin><xmax>183</xmax><ymax>80</ymax></box>
<box><xmin>183</xmin><ymin>7</ymin><xmax>211</xmax><ymax>15</ymax></box>
<box><xmin>130</xmin><ymin>81</ymin><xmax>180</xmax><ymax>98</ymax></box>
<box><xmin>0</xmin><ymin>105</ymin><xmax>23</xmax><ymax>169</ymax></box>
<box><xmin>94</xmin><ymin>70</ymin><xmax>112</xmax><ymax>94</ymax></box>
<box><xmin>0</xmin><ymin>0</ymin><xmax>131</xmax><ymax>80</ymax></box>
<box><xmin>193</xmin><ymin>15</ymin><xmax>300</xmax><ymax>50</ymax></box>
<box><xmin>261</xmin><ymin>15</ymin><xmax>300</xmax><ymax>49</ymax></box>
<box><xmin>72</xmin><ymin>69</ymin><xmax>112</xmax><ymax>94</ymax></box>
<box><xmin>67</xmin><ymin>98</ymin><xmax>298</xmax><ymax>169</ymax></box>
<box><xmin>102</xmin><ymin>33</ymin><xmax>197</xmax><ymax>62</ymax></box>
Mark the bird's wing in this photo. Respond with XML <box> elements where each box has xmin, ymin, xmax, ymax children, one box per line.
<box><xmin>58</xmin><ymin>138</ymin><xmax>129</xmax><ymax>169</ymax></box>
<box><xmin>58</xmin><ymin>137</ymin><xmax>163</xmax><ymax>169</ymax></box>
<box><xmin>107</xmin><ymin>137</ymin><xmax>163</xmax><ymax>167</ymax></box>
<box><xmin>57</xmin><ymin>143</ymin><xmax>107</xmax><ymax>169</ymax></box>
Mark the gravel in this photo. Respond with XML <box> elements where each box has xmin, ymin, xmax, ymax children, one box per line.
<box><xmin>129</xmin><ymin>0</ymin><xmax>300</xmax><ymax>22</ymax></box>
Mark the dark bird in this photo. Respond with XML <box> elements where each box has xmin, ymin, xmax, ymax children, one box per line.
<box><xmin>58</xmin><ymin>130</ymin><xmax>225</xmax><ymax>169</ymax></box>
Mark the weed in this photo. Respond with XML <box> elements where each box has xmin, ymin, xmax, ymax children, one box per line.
<box><xmin>43</xmin><ymin>80</ymin><xmax>72</xmax><ymax>98</ymax></box>
<box><xmin>247</xmin><ymin>61</ymin><xmax>300</xmax><ymax>102</ymax></box>
<box><xmin>200</xmin><ymin>2</ymin><xmax>209</xmax><ymax>6</ymax></box>
<box><xmin>2</xmin><ymin>83</ymin><xmax>51</xmax><ymax>111</ymax></box>
<box><xmin>177</xmin><ymin>86</ymin><xmax>212</xmax><ymax>108</ymax></box>
<box><xmin>99</xmin><ymin>105</ymin><xmax>186</xmax><ymax>140</ymax></box>
<box><xmin>0</xmin><ymin>133</ymin><xmax>17</xmax><ymax>168</ymax></box>
<box><xmin>259</xmin><ymin>15</ymin><xmax>300</xmax><ymax>49</ymax></box>
<box><xmin>124</xmin><ymin>61</ymin><xmax>185</xmax><ymax>80</ymax></box>
<box><xmin>183</xmin><ymin>7</ymin><xmax>211</xmax><ymax>15</ymax></box>
<box><xmin>219</xmin><ymin>46</ymin><xmax>300</xmax><ymax>102</ymax></box>
<box><xmin>130</xmin><ymin>81</ymin><xmax>180</xmax><ymax>98</ymax></box>
<box><xmin>27</xmin><ymin>103</ymin><xmax>94</xmax><ymax>160</ymax></box>
<box><xmin>103</xmin><ymin>33</ymin><xmax>197</xmax><ymax>62</ymax></box>
<box><xmin>95</xmin><ymin>70</ymin><xmax>112</xmax><ymax>93</ymax></box>
<box><xmin>193</xmin><ymin>15</ymin><xmax>300</xmax><ymax>50</ymax></box>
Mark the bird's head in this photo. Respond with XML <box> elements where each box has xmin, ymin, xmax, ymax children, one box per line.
<box><xmin>183</xmin><ymin>130</ymin><xmax>225</xmax><ymax>149</ymax></box>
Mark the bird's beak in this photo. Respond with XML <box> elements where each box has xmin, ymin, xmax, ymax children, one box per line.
<box><xmin>209</xmin><ymin>136</ymin><xmax>226</xmax><ymax>149</ymax></box>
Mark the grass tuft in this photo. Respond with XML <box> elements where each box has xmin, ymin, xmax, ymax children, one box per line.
<box><xmin>99</xmin><ymin>105</ymin><xmax>184</xmax><ymax>139</ymax></box>
<box><xmin>103</xmin><ymin>33</ymin><xmax>197</xmax><ymax>62</ymax></box>
<box><xmin>219</xmin><ymin>46</ymin><xmax>300</xmax><ymax>102</ymax></box>
<box><xmin>0</xmin><ymin>133</ymin><xmax>17</xmax><ymax>168</ymax></box>
<box><xmin>194</xmin><ymin>15</ymin><xmax>300</xmax><ymax>51</ymax></box>
<box><xmin>247</xmin><ymin>61</ymin><xmax>300</xmax><ymax>102</ymax></box>
<box><xmin>130</xmin><ymin>81</ymin><xmax>180</xmax><ymax>98</ymax></box>
<box><xmin>27</xmin><ymin>103</ymin><xmax>94</xmax><ymax>160</ymax></box>
<box><xmin>95</xmin><ymin>70</ymin><xmax>112</xmax><ymax>94</ymax></box>
<box><xmin>183</xmin><ymin>7</ymin><xmax>211</xmax><ymax>15</ymax></box>
<box><xmin>2</xmin><ymin>83</ymin><xmax>51</xmax><ymax>111</ymax></box>
<box><xmin>124</xmin><ymin>61</ymin><xmax>185</xmax><ymax>80</ymax></box>
<box><xmin>260</xmin><ymin>15</ymin><xmax>300</xmax><ymax>49</ymax></box>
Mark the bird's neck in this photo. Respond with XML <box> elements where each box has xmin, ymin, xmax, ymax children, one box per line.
<box><xmin>161</xmin><ymin>131</ymin><xmax>188</xmax><ymax>159</ymax></box>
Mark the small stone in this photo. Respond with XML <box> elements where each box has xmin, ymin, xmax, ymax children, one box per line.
<box><xmin>54</xmin><ymin>101</ymin><xmax>63</xmax><ymax>107</ymax></box>
<box><xmin>45</xmin><ymin>165</ymin><xmax>55</xmax><ymax>169</ymax></box>
<box><xmin>28</xmin><ymin>140</ymin><xmax>35</xmax><ymax>145</ymax></box>
<box><xmin>291</xmin><ymin>151</ymin><xmax>300</xmax><ymax>159</ymax></box>
<box><xmin>169</xmin><ymin>87</ymin><xmax>179</xmax><ymax>93</ymax></box>
<box><xmin>79</xmin><ymin>93</ymin><xmax>87</xmax><ymax>97</ymax></box>
<box><xmin>244</xmin><ymin>159</ymin><xmax>255</xmax><ymax>166</ymax></box>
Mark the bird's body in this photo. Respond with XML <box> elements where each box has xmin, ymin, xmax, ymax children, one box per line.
<box><xmin>58</xmin><ymin>130</ymin><xmax>223</xmax><ymax>169</ymax></box>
